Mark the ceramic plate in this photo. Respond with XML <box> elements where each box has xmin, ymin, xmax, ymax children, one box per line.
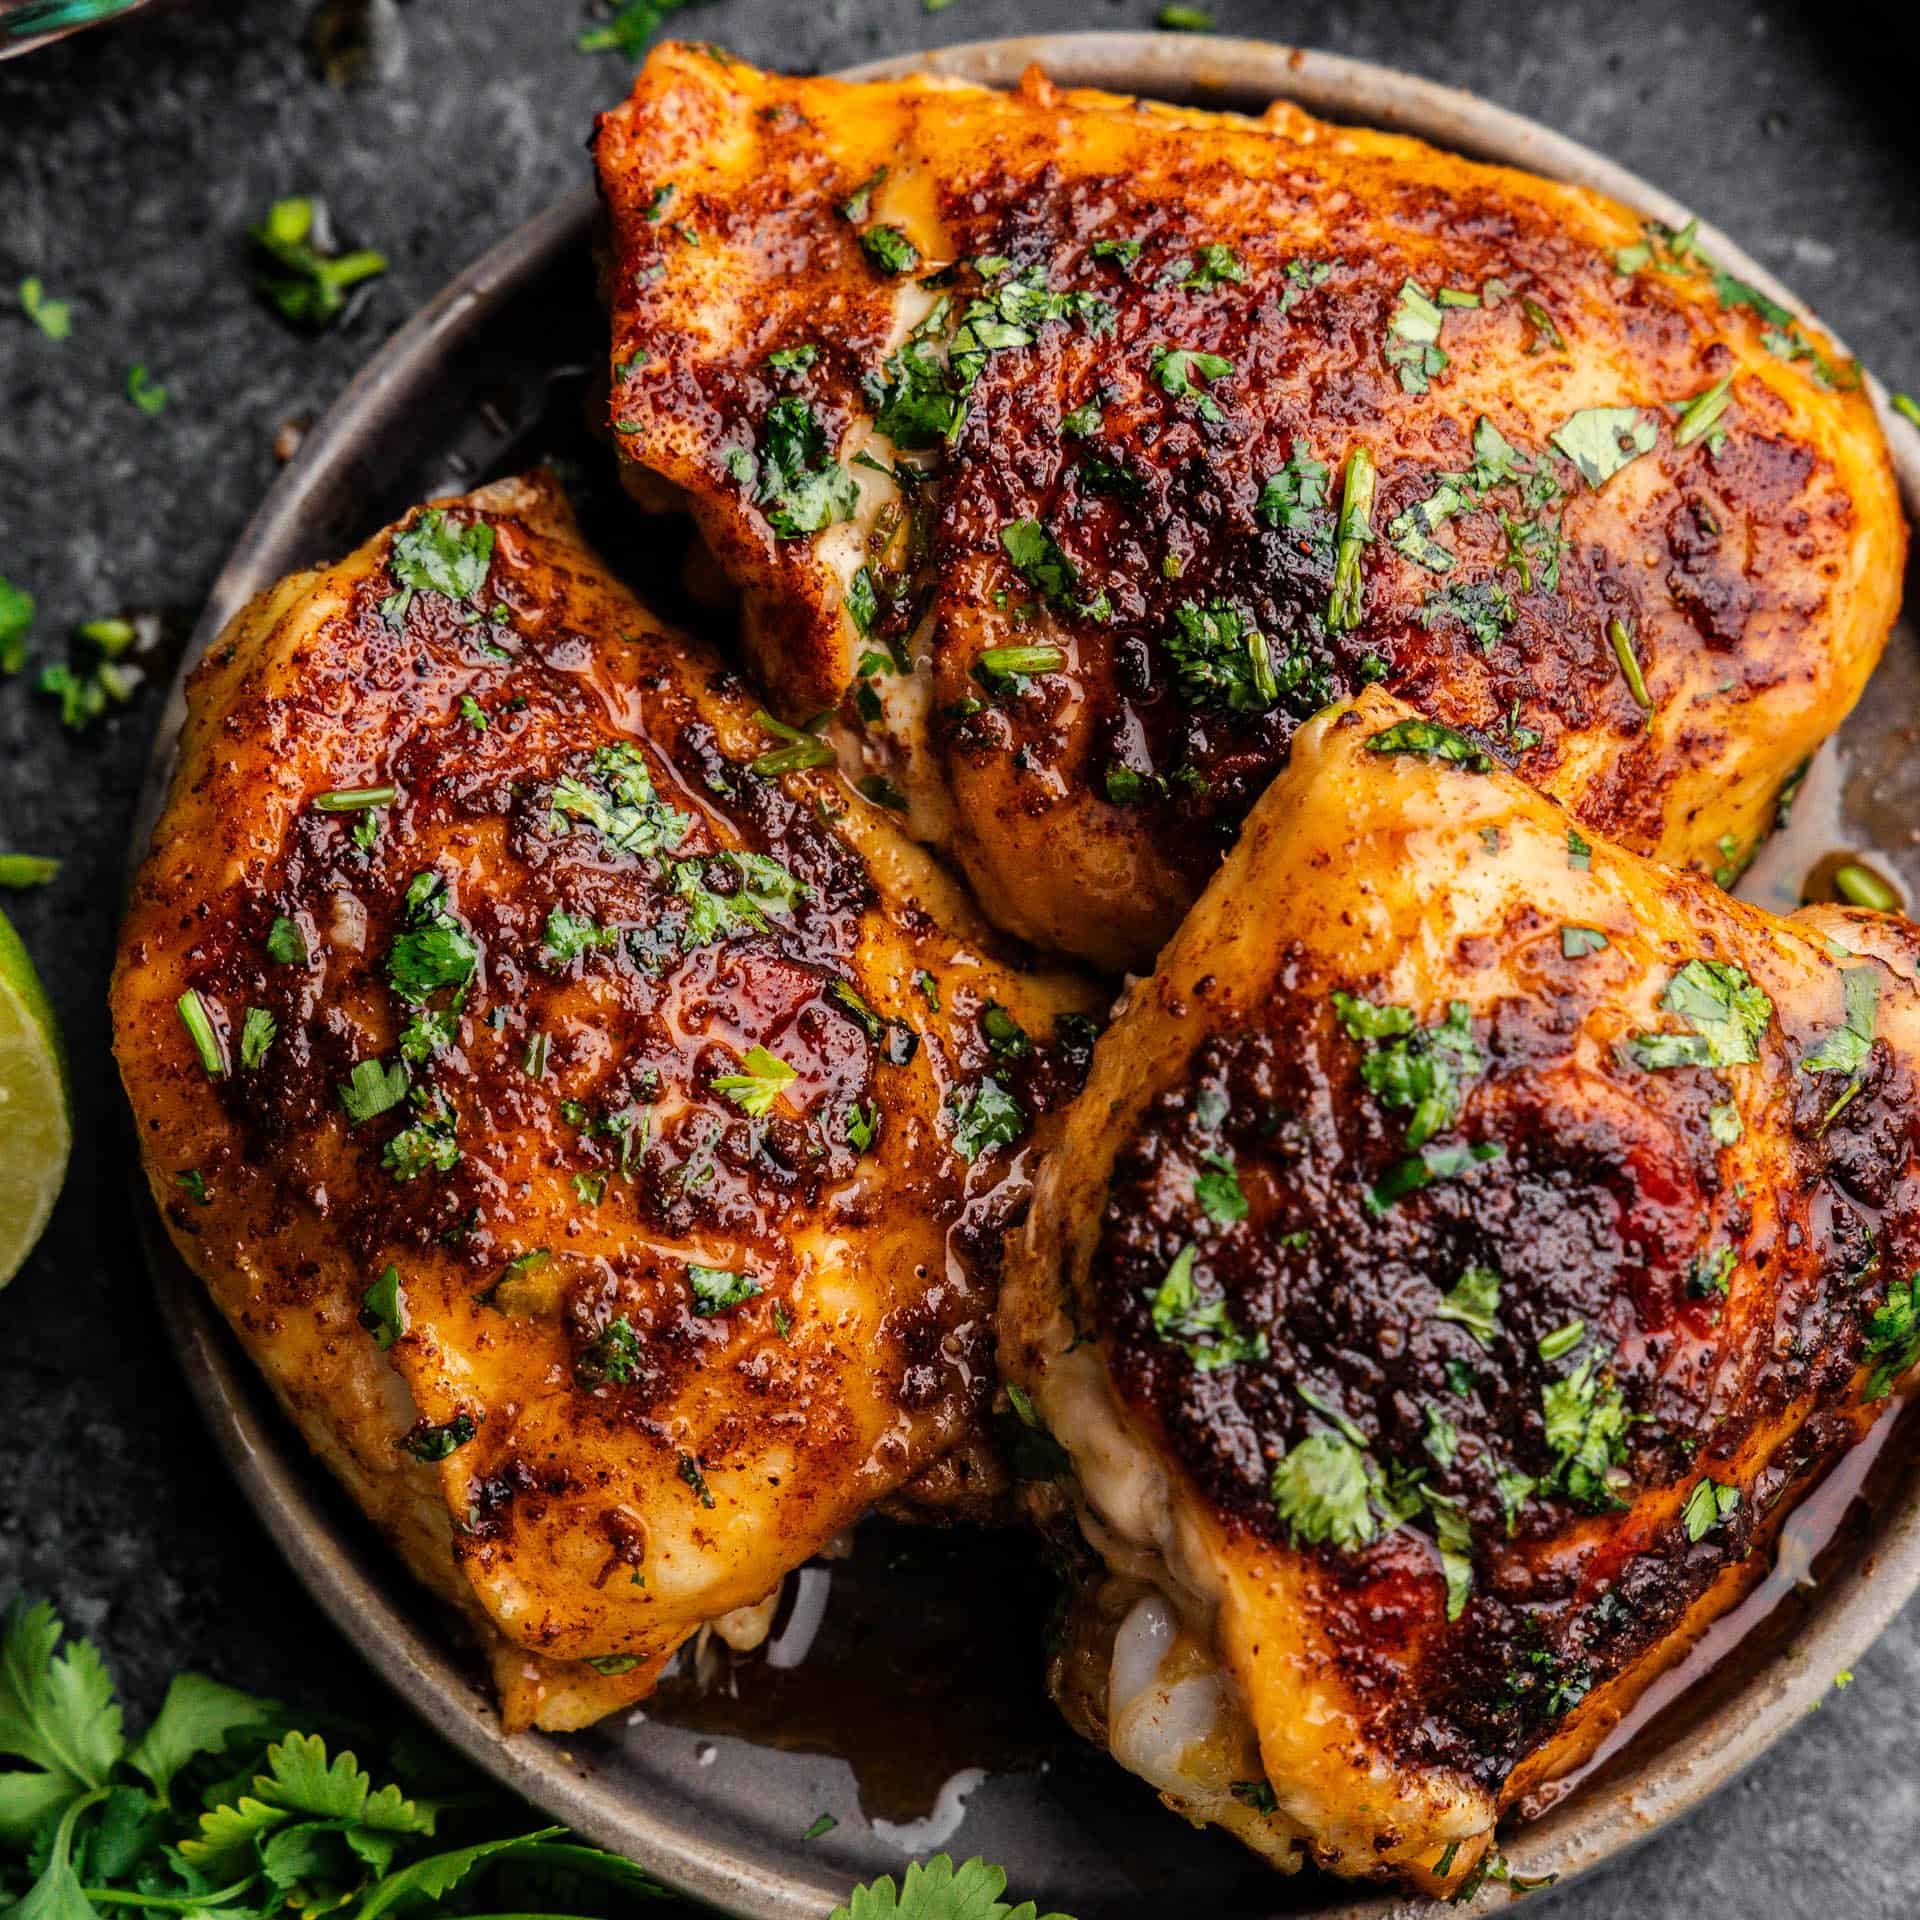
<box><xmin>131</xmin><ymin>33</ymin><xmax>1920</xmax><ymax>1920</ymax></box>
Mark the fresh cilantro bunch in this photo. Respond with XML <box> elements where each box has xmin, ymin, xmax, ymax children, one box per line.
<box><xmin>827</xmin><ymin>1855</ymin><xmax>1074</xmax><ymax>1920</ymax></box>
<box><xmin>0</xmin><ymin>1596</ymin><xmax>1076</xmax><ymax>1920</ymax></box>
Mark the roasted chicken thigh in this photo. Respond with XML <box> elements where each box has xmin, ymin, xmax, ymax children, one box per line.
<box><xmin>999</xmin><ymin>687</ymin><xmax>1920</xmax><ymax>1893</ymax></box>
<box><xmin>113</xmin><ymin>474</ymin><xmax>1101</xmax><ymax>1731</ymax></box>
<box><xmin>594</xmin><ymin>45</ymin><xmax>1903</xmax><ymax>970</ymax></box>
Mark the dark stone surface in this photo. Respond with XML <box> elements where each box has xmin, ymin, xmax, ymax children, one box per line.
<box><xmin>0</xmin><ymin>3</ymin><xmax>1915</xmax><ymax>1915</ymax></box>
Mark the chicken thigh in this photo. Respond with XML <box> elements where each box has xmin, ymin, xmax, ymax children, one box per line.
<box><xmin>113</xmin><ymin>474</ymin><xmax>1101</xmax><ymax>1731</ymax></box>
<box><xmin>592</xmin><ymin>46</ymin><xmax>1903</xmax><ymax>972</ymax></box>
<box><xmin>999</xmin><ymin>686</ymin><xmax>1920</xmax><ymax>1893</ymax></box>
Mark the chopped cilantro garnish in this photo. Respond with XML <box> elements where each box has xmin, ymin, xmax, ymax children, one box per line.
<box><xmin>382</xmin><ymin>508</ymin><xmax>494</xmax><ymax>626</ymax></box>
<box><xmin>1801</xmin><ymin>965</ymin><xmax>1879</xmax><ymax>1126</ymax></box>
<box><xmin>1419</xmin><ymin>580</ymin><xmax>1515</xmax><ymax>652</ymax></box>
<box><xmin>1156</xmin><ymin>4</ymin><xmax>1215</xmax><ymax>26</ymax></box>
<box><xmin>0</xmin><ymin>573</ymin><xmax>32</xmax><ymax>674</ymax></box>
<box><xmin>838</xmin><ymin>166</ymin><xmax>887</xmax><ymax>223</ymax></box>
<box><xmin>404</xmin><ymin>1413</ymin><xmax>475</xmax><ymax>1462</ymax></box>
<box><xmin>125</xmin><ymin>362</ymin><xmax>168</xmax><ymax>417</ymax></box>
<box><xmin>1366</xmin><ymin>1142</ymin><xmax>1502</xmax><ymax>1215</ymax></box>
<box><xmin>1689</xmin><ymin>1245</ymin><xmax>1736</xmax><ymax>1298</ymax></box>
<box><xmin>998</xmin><ymin>520</ymin><xmax>1106</xmax><ymax>621</ymax></box>
<box><xmin>175</xmin><ymin>989</ymin><xmax>226</xmax><ymax>1077</ymax></box>
<box><xmin>175</xmin><ymin>1169</ymin><xmax>209</xmax><ymax>1206</ymax></box>
<box><xmin>750</xmin><ymin>708</ymin><xmax>837</xmax><ymax>776</ymax></box>
<box><xmin>1160</xmin><ymin>598</ymin><xmax>1277</xmax><ymax>713</ymax></box>
<box><xmin>576</xmin><ymin>1316</ymin><xmax>643</xmax><ymax>1389</ymax></box>
<box><xmin>1148</xmin><ymin>1244</ymin><xmax>1267</xmax><ymax>1370</ymax></box>
<box><xmin>0</xmin><ymin>855</ymin><xmax>58</xmax><ymax>890</ymax></box>
<box><xmin>1862</xmin><ymin>1271</ymin><xmax>1920</xmax><ymax>1400</ymax></box>
<box><xmin>1608</xmin><ymin>616</ymin><xmax>1653</xmax><ymax>710</ymax></box>
<box><xmin>1561</xmin><ymin>925</ymin><xmax>1609</xmax><ymax>958</ymax></box>
<box><xmin>249</xmin><ymin>196</ymin><xmax>387</xmax><ymax>331</ymax></box>
<box><xmin>1364</xmin><ymin>715</ymin><xmax>1492</xmax><ymax>772</ymax></box>
<box><xmin>1334</xmin><ymin>992</ymin><xmax>1481</xmax><ymax>1149</ymax></box>
<box><xmin>382</xmin><ymin>1095</ymin><xmax>459</xmax><ymax>1181</ymax></box>
<box><xmin>800</xmin><ymin>1813</ymin><xmax>837</xmax><ymax>1842</ymax></box>
<box><xmin>547</xmin><ymin>741</ymin><xmax>692</xmax><ymax>860</ymax></box>
<box><xmin>747</xmin><ymin>396</ymin><xmax>859</xmax><ymax>538</ymax></box>
<box><xmin>1551</xmin><ymin>406</ymin><xmax>1657</xmax><ymax>489</ymax></box>
<box><xmin>339</xmin><ymin>1056</ymin><xmax>408</xmax><ymax>1124</ymax></box>
<box><xmin>1326</xmin><ymin>446</ymin><xmax>1375</xmax><ymax>632</ymax></box>
<box><xmin>949</xmin><ymin>1076</ymin><xmax>1025</xmax><ymax>1159</ymax></box>
<box><xmin>859</xmin><ymin>225</ymin><xmax>921</xmax><ymax>276</ymax></box>
<box><xmin>1270</xmin><ymin>1430</ymin><xmax>1374</xmax><ymax>1549</ymax></box>
<box><xmin>1255</xmin><ymin>438</ymin><xmax>1330</xmax><ymax>533</ymax></box>
<box><xmin>1194</xmin><ymin>1149</ymin><xmax>1248</xmax><ymax>1225</ymax></box>
<box><xmin>1384</xmin><ymin>279</ymin><xmax>1448</xmax><ymax>394</ymax></box>
<box><xmin>974</xmin><ymin>643</ymin><xmax>1067</xmax><ymax>696</ymax></box>
<box><xmin>18</xmin><ymin>276</ymin><xmax>71</xmax><ymax>341</ymax></box>
<box><xmin>1672</xmin><ymin>373</ymin><xmax>1735</xmax><ymax>451</ymax></box>
<box><xmin>1537</xmin><ymin>1319</ymin><xmax>1585</xmax><ymax>1363</ymax></box>
<box><xmin>1708</xmin><ymin>1101</ymin><xmax>1743</xmax><ymax>1145</ymax></box>
<box><xmin>846</xmin><ymin>1101</ymin><xmax>878</xmax><ymax>1151</ymax></box>
<box><xmin>313</xmin><ymin>784</ymin><xmax>395</xmax><ymax>812</ymax></box>
<box><xmin>766</xmin><ymin>343</ymin><xmax>818</xmax><ymax>372</ymax></box>
<box><xmin>1567</xmin><ymin>828</ymin><xmax>1592</xmax><ymax>870</ymax></box>
<box><xmin>1541</xmin><ymin>1356</ymin><xmax>1632</xmax><ymax>1508</ymax></box>
<box><xmin>543</xmin><ymin>907</ymin><xmax>618</xmax><ymax>965</ymax></box>
<box><xmin>238</xmin><ymin>1006</ymin><xmax>277</xmax><ymax>1070</ymax></box>
<box><xmin>359</xmin><ymin>1265</ymin><xmax>406</xmax><ymax>1350</ymax></box>
<box><xmin>1423</xmin><ymin>1403</ymin><xmax>1460</xmax><ymax>1466</ymax></box>
<box><xmin>1180</xmin><ymin>243</ymin><xmax>1245</xmax><ymax>289</ymax></box>
<box><xmin>1682</xmin><ymin>1476</ymin><xmax>1740</xmax><ymax>1541</ymax></box>
<box><xmin>1434</xmin><ymin>1264</ymin><xmax>1501</xmax><ymax>1348</ymax></box>
<box><xmin>687</xmin><ymin>1264</ymin><xmax>761</xmax><ymax>1315</ymax></box>
<box><xmin>1231</xmin><ymin>1779</ymin><xmax>1279</xmax><ymax>1815</ymax></box>
<box><xmin>1628</xmin><ymin>960</ymin><xmax>1773</xmax><ymax>1070</ymax></box>
<box><xmin>713</xmin><ymin>1044</ymin><xmax>797</xmax><ymax>1117</ymax></box>
<box><xmin>678</xmin><ymin>1450</ymin><xmax>716</xmax><ymax>1507</ymax></box>
<box><xmin>1091</xmin><ymin>237</ymin><xmax>1143</xmax><ymax>266</ymax></box>
<box><xmin>1149</xmin><ymin>345</ymin><xmax>1233</xmax><ymax>423</ymax></box>
<box><xmin>387</xmin><ymin>873</ymin><xmax>478</xmax><ymax>1003</ymax></box>
<box><xmin>855</xmin><ymin>773</ymin><xmax>907</xmax><ymax>811</ymax></box>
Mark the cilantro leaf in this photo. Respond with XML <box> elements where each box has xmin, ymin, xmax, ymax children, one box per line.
<box><xmin>0</xmin><ymin>1598</ymin><xmax>124</xmax><ymax>1840</ymax></box>
<box><xmin>125</xmin><ymin>1674</ymin><xmax>278</xmax><ymax>1800</ymax></box>
<box><xmin>1862</xmin><ymin>1271</ymin><xmax>1920</xmax><ymax>1401</ymax></box>
<box><xmin>339</xmin><ymin>1057</ymin><xmax>409</xmax><ymax>1125</ymax></box>
<box><xmin>1628</xmin><ymin>960</ymin><xmax>1773</xmax><ymax>1070</ymax></box>
<box><xmin>1149</xmin><ymin>345</ymin><xmax>1233</xmax><ymax>422</ymax></box>
<box><xmin>1271</xmin><ymin>1431</ymin><xmax>1376</xmax><ymax>1550</ymax></box>
<box><xmin>547</xmin><ymin>741</ymin><xmax>692</xmax><ymax>859</ymax></box>
<box><xmin>1550</xmin><ymin>406</ymin><xmax>1658</xmax><ymax>488</ymax></box>
<box><xmin>1159</xmin><ymin>598</ymin><xmax>1278</xmax><ymax>713</ymax></box>
<box><xmin>687</xmin><ymin>1263</ymin><xmax>760</xmax><ymax>1315</ymax></box>
<box><xmin>1384</xmin><ymin>278</ymin><xmax>1448</xmax><ymax>394</ymax></box>
<box><xmin>748</xmin><ymin>397</ymin><xmax>859</xmax><ymax>538</ymax></box>
<box><xmin>1334</xmin><ymin>992</ymin><xmax>1482</xmax><ymax>1150</ymax></box>
<box><xmin>1800</xmin><ymin>965</ymin><xmax>1879</xmax><ymax>1079</ymax></box>
<box><xmin>1193</xmin><ymin>1149</ymin><xmax>1248</xmax><ymax>1224</ymax></box>
<box><xmin>1363</xmin><ymin>716</ymin><xmax>1493</xmax><ymax>772</ymax></box>
<box><xmin>949</xmin><ymin>1076</ymin><xmax>1026</xmax><ymax>1160</ymax></box>
<box><xmin>576</xmin><ymin>1316</ymin><xmax>644</xmax><ymax>1389</ymax></box>
<box><xmin>1682</xmin><ymin>1477</ymin><xmax>1740</xmax><ymax>1541</ymax></box>
<box><xmin>1433</xmin><ymin>1263</ymin><xmax>1501</xmax><ymax>1348</ymax></box>
<box><xmin>384</xmin><ymin>509</ymin><xmax>494</xmax><ymax>625</ymax></box>
<box><xmin>859</xmin><ymin>225</ymin><xmax>921</xmax><ymax>276</ymax></box>
<box><xmin>1541</xmin><ymin>1356</ymin><xmax>1632</xmax><ymax>1508</ymax></box>
<box><xmin>1148</xmin><ymin>1245</ymin><xmax>1268</xmax><ymax>1371</ymax></box>
<box><xmin>830</xmin><ymin>1853</ymin><xmax>1075</xmax><ymax>1920</ymax></box>
<box><xmin>713</xmin><ymin>1044</ymin><xmax>797</xmax><ymax>1117</ymax></box>
<box><xmin>0</xmin><ymin>573</ymin><xmax>33</xmax><ymax>675</ymax></box>
<box><xmin>358</xmin><ymin>1266</ymin><xmax>407</xmax><ymax>1350</ymax></box>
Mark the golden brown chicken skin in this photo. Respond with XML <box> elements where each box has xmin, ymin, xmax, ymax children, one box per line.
<box><xmin>113</xmin><ymin>474</ymin><xmax>1102</xmax><ymax>1732</ymax></box>
<box><xmin>593</xmin><ymin>45</ymin><xmax>1904</xmax><ymax>971</ymax></box>
<box><xmin>998</xmin><ymin>687</ymin><xmax>1920</xmax><ymax>1892</ymax></box>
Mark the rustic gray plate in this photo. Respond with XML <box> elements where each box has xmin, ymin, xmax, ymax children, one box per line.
<box><xmin>132</xmin><ymin>32</ymin><xmax>1920</xmax><ymax>1920</ymax></box>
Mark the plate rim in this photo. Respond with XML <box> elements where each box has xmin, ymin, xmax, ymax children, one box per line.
<box><xmin>132</xmin><ymin>30</ymin><xmax>1920</xmax><ymax>1920</ymax></box>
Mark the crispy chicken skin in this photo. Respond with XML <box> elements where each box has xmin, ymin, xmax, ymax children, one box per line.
<box><xmin>113</xmin><ymin>474</ymin><xmax>1102</xmax><ymax>1732</ymax></box>
<box><xmin>594</xmin><ymin>45</ymin><xmax>1904</xmax><ymax>971</ymax></box>
<box><xmin>999</xmin><ymin>687</ymin><xmax>1920</xmax><ymax>1892</ymax></box>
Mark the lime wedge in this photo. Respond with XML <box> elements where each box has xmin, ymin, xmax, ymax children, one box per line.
<box><xmin>0</xmin><ymin>905</ymin><xmax>71</xmax><ymax>1288</ymax></box>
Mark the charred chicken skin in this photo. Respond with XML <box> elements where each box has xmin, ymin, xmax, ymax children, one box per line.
<box><xmin>113</xmin><ymin>474</ymin><xmax>1102</xmax><ymax>1732</ymax></box>
<box><xmin>594</xmin><ymin>45</ymin><xmax>1903</xmax><ymax>972</ymax></box>
<box><xmin>999</xmin><ymin>687</ymin><xmax>1920</xmax><ymax>1893</ymax></box>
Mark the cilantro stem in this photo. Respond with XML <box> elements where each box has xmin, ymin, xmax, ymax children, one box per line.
<box><xmin>83</xmin><ymin>1880</ymin><xmax>259</xmax><ymax>1909</ymax></box>
<box><xmin>1834</xmin><ymin>863</ymin><xmax>1899</xmax><ymax>912</ymax></box>
<box><xmin>1608</xmin><ymin>616</ymin><xmax>1652</xmax><ymax>710</ymax></box>
<box><xmin>1672</xmin><ymin>373</ymin><xmax>1734</xmax><ymax>449</ymax></box>
<box><xmin>749</xmin><ymin>708</ymin><xmax>836</xmax><ymax>776</ymax></box>
<box><xmin>176</xmin><ymin>988</ymin><xmax>227</xmax><ymax>1076</ymax></box>
<box><xmin>313</xmin><ymin>784</ymin><xmax>396</xmax><ymax>811</ymax></box>
<box><xmin>1327</xmin><ymin>446</ymin><xmax>1375</xmax><ymax>632</ymax></box>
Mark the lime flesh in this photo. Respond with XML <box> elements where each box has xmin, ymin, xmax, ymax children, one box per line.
<box><xmin>0</xmin><ymin>905</ymin><xmax>71</xmax><ymax>1288</ymax></box>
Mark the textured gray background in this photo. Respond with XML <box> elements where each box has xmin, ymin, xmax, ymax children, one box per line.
<box><xmin>2</xmin><ymin>1</ymin><xmax>1917</xmax><ymax>1915</ymax></box>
